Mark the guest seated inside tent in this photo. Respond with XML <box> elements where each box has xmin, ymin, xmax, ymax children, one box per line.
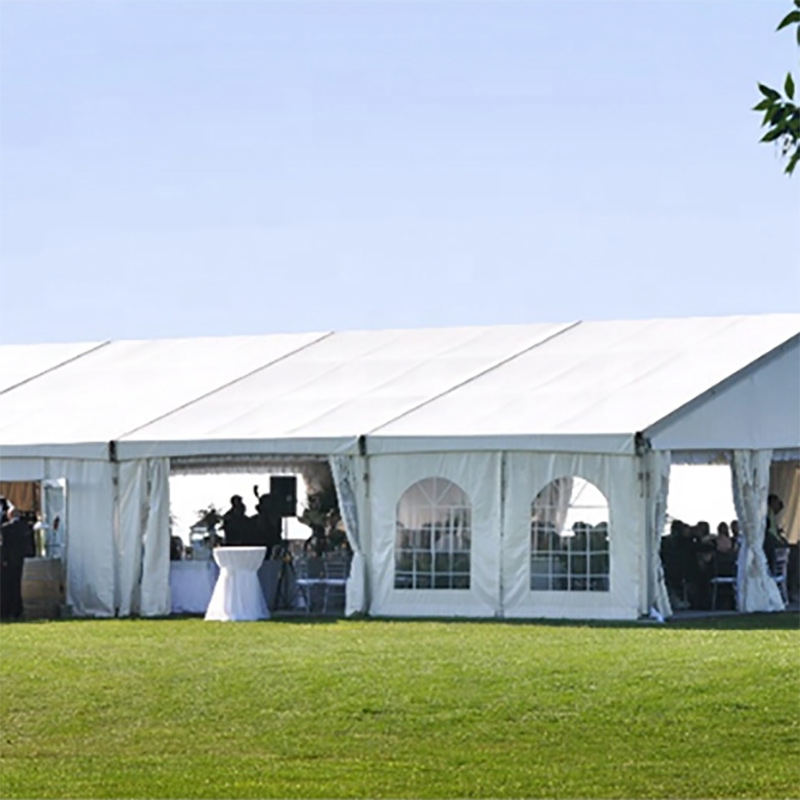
<box><xmin>170</xmin><ymin>535</ymin><xmax>184</xmax><ymax>561</ymax></box>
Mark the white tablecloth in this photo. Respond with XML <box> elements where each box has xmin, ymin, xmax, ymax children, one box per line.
<box><xmin>170</xmin><ymin>560</ymin><xmax>219</xmax><ymax>614</ymax></box>
<box><xmin>205</xmin><ymin>546</ymin><xmax>270</xmax><ymax>621</ymax></box>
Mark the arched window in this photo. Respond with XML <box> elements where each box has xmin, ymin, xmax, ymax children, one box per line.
<box><xmin>530</xmin><ymin>477</ymin><xmax>610</xmax><ymax>592</ymax></box>
<box><xmin>395</xmin><ymin>477</ymin><xmax>471</xmax><ymax>590</ymax></box>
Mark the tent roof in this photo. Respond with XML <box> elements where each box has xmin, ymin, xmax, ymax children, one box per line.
<box><xmin>367</xmin><ymin>315</ymin><xmax>800</xmax><ymax>454</ymax></box>
<box><xmin>0</xmin><ymin>341</ymin><xmax>106</xmax><ymax>394</ymax></box>
<box><xmin>0</xmin><ymin>332</ymin><xmax>326</xmax><ymax>458</ymax></box>
<box><xmin>0</xmin><ymin>314</ymin><xmax>797</xmax><ymax>460</ymax></box>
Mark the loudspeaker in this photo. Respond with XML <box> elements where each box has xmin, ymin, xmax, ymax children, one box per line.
<box><xmin>270</xmin><ymin>476</ymin><xmax>297</xmax><ymax>517</ymax></box>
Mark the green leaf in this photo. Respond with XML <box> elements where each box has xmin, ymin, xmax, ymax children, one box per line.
<box><xmin>758</xmin><ymin>83</ymin><xmax>781</xmax><ymax>100</ymax></box>
<box><xmin>786</xmin><ymin>73</ymin><xmax>796</xmax><ymax>101</ymax></box>
<box><xmin>753</xmin><ymin>98</ymin><xmax>773</xmax><ymax>111</ymax></box>
<box><xmin>776</xmin><ymin>10</ymin><xmax>800</xmax><ymax>30</ymax></box>
<box><xmin>760</xmin><ymin>128</ymin><xmax>784</xmax><ymax>142</ymax></box>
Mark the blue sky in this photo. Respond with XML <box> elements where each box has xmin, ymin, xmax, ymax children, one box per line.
<box><xmin>1</xmin><ymin>0</ymin><xmax>798</xmax><ymax>344</ymax></box>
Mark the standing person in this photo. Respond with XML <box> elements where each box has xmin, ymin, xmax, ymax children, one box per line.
<box><xmin>222</xmin><ymin>495</ymin><xmax>250</xmax><ymax>546</ymax></box>
<box><xmin>252</xmin><ymin>493</ymin><xmax>283</xmax><ymax>556</ymax></box>
<box><xmin>1</xmin><ymin>504</ymin><xmax>30</xmax><ymax>620</ymax></box>
<box><xmin>764</xmin><ymin>493</ymin><xmax>786</xmax><ymax>574</ymax></box>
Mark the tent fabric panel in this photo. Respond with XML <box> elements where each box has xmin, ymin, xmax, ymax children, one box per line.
<box><xmin>731</xmin><ymin>450</ymin><xmax>784</xmax><ymax>612</ymax></box>
<box><xmin>647</xmin><ymin>339</ymin><xmax>800</xmax><ymax>451</ymax></box>
<box><xmin>139</xmin><ymin>459</ymin><xmax>171</xmax><ymax>617</ymax></box>
<box><xmin>115</xmin><ymin>436</ymin><xmax>357</xmax><ymax>461</ymax></box>
<box><xmin>116</xmin><ymin>460</ymin><xmax>147</xmax><ymax>616</ymax></box>
<box><xmin>645</xmin><ymin>450</ymin><xmax>673</xmax><ymax>618</ymax></box>
<box><xmin>120</xmin><ymin>323</ymin><xmax>570</xmax><ymax>443</ymax></box>
<box><xmin>0</xmin><ymin>341</ymin><xmax>106</xmax><ymax>394</ymax></box>
<box><xmin>0</xmin><ymin>457</ymin><xmax>46</xmax><ymax>481</ymax></box>
<box><xmin>371</xmin><ymin>315</ymin><xmax>800</xmax><ymax>441</ymax></box>
<box><xmin>365</xmin><ymin>433</ymin><xmax>635</xmax><ymax>455</ymax></box>
<box><xmin>0</xmin><ymin>332</ymin><xmax>327</xmax><ymax>447</ymax></box>
<box><xmin>330</xmin><ymin>454</ymin><xmax>370</xmax><ymax>616</ymax></box>
<box><xmin>0</xmin><ymin>443</ymin><xmax>111</xmax><ymax>460</ymax></box>
<box><xmin>368</xmin><ymin>452</ymin><xmax>501</xmax><ymax>617</ymax></box>
<box><xmin>501</xmin><ymin>452</ymin><xmax>642</xmax><ymax>620</ymax></box>
<box><xmin>46</xmin><ymin>458</ymin><xmax>116</xmax><ymax>618</ymax></box>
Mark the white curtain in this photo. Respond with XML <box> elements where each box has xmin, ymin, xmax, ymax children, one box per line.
<box><xmin>645</xmin><ymin>450</ymin><xmax>672</xmax><ymax>619</ymax></box>
<box><xmin>116</xmin><ymin>460</ymin><xmax>147</xmax><ymax>615</ymax></box>
<box><xmin>731</xmin><ymin>449</ymin><xmax>784</xmax><ymax>612</ymax></box>
<box><xmin>140</xmin><ymin>459</ymin><xmax>171</xmax><ymax>616</ymax></box>
<box><xmin>116</xmin><ymin>458</ymin><xmax>171</xmax><ymax>617</ymax></box>
<box><xmin>531</xmin><ymin>477</ymin><xmax>574</xmax><ymax>533</ymax></box>
<box><xmin>47</xmin><ymin>458</ymin><xmax>116</xmax><ymax>617</ymax></box>
<box><xmin>330</xmin><ymin>454</ymin><xmax>368</xmax><ymax>616</ymax></box>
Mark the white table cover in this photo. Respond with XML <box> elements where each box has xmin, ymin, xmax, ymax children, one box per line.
<box><xmin>205</xmin><ymin>546</ymin><xmax>269</xmax><ymax>621</ymax></box>
<box><xmin>170</xmin><ymin>560</ymin><xmax>219</xmax><ymax>614</ymax></box>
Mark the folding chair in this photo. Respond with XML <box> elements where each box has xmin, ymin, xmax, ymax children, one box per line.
<box><xmin>321</xmin><ymin>552</ymin><xmax>350</xmax><ymax>614</ymax></box>
<box><xmin>772</xmin><ymin>547</ymin><xmax>790</xmax><ymax>604</ymax></box>
<box><xmin>293</xmin><ymin>555</ymin><xmax>325</xmax><ymax>614</ymax></box>
<box><xmin>710</xmin><ymin>550</ymin><xmax>737</xmax><ymax>611</ymax></box>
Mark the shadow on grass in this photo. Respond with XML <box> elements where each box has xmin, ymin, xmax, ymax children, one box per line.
<box><xmin>10</xmin><ymin>610</ymin><xmax>799</xmax><ymax>631</ymax></box>
<box><xmin>267</xmin><ymin>610</ymin><xmax>800</xmax><ymax>631</ymax></box>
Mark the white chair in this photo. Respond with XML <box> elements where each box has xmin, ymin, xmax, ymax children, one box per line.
<box><xmin>321</xmin><ymin>553</ymin><xmax>350</xmax><ymax>614</ymax></box>
<box><xmin>293</xmin><ymin>556</ymin><xmax>325</xmax><ymax>614</ymax></box>
<box><xmin>772</xmin><ymin>547</ymin><xmax>790</xmax><ymax>604</ymax></box>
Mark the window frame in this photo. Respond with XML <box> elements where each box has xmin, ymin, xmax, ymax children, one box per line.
<box><xmin>394</xmin><ymin>477</ymin><xmax>472</xmax><ymax>591</ymax></box>
<box><xmin>529</xmin><ymin>475</ymin><xmax>610</xmax><ymax>593</ymax></box>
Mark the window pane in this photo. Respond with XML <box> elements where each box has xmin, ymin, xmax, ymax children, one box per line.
<box><xmin>415</xmin><ymin>551</ymin><xmax>431</xmax><ymax>571</ymax></box>
<box><xmin>396</xmin><ymin>551</ymin><xmax>412</xmax><ymax>571</ymax></box>
<box><xmin>395</xmin><ymin>478</ymin><xmax>471</xmax><ymax>591</ymax></box>
<box><xmin>571</xmin><ymin>555</ymin><xmax>587</xmax><ymax>575</ymax></box>
<box><xmin>531</xmin><ymin>574</ymin><xmax>550</xmax><ymax>591</ymax></box>
<box><xmin>531</xmin><ymin>477</ymin><xmax>610</xmax><ymax>594</ymax></box>
<box><xmin>452</xmin><ymin>553</ymin><xmax>470</xmax><ymax>572</ymax></box>
<box><xmin>590</xmin><ymin>553</ymin><xmax>609</xmax><ymax>573</ymax></box>
<box><xmin>394</xmin><ymin>573</ymin><xmax>413</xmax><ymax>589</ymax></box>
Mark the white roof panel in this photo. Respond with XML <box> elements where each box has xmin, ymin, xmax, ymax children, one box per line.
<box><xmin>0</xmin><ymin>341</ymin><xmax>106</xmax><ymax>393</ymax></box>
<box><xmin>121</xmin><ymin>323</ymin><xmax>571</xmax><ymax>453</ymax></box>
<box><xmin>2</xmin><ymin>315</ymin><xmax>797</xmax><ymax>457</ymax></box>
<box><xmin>368</xmin><ymin>315</ymin><xmax>800</xmax><ymax>449</ymax></box>
<box><xmin>0</xmin><ymin>332</ymin><xmax>327</xmax><ymax>448</ymax></box>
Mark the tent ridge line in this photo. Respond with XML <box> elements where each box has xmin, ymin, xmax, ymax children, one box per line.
<box><xmin>642</xmin><ymin>331</ymin><xmax>800</xmax><ymax>443</ymax></box>
<box><xmin>362</xmin><ymin>320</ymin><xmax>583</xmax><ymax>441</ymax></box>
<box><xmin>114</xmin><ymin>330</ymin><xmax>336</xmax><ymax>441</ymax></box>
<box><xmin>0</xmin><ymin>340</ymin><xmax>112</xmax><ymax>397</ymax></box>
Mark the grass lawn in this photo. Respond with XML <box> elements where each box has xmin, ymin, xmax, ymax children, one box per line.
<box><xmin>1</xmin><ymin>614</ymin><xmax>798</xmax><ymax>799</ymax></box>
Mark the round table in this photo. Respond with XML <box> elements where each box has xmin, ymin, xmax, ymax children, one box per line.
<box><xmin>204</xmin><ymin>546</ymin><xmax>270</xmax><ymax>621</ymax></box>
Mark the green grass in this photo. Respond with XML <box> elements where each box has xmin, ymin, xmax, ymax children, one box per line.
<box><xmin>1</xmin><ymin>614</ymin><xmax>799</xmax><ymax>799</ymax></box>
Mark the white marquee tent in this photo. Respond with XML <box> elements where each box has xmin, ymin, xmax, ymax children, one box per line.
<box><xmin>1</xmin><ymin>314</ymin><xmax>798</xmax><ymax>620</ymax></box>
